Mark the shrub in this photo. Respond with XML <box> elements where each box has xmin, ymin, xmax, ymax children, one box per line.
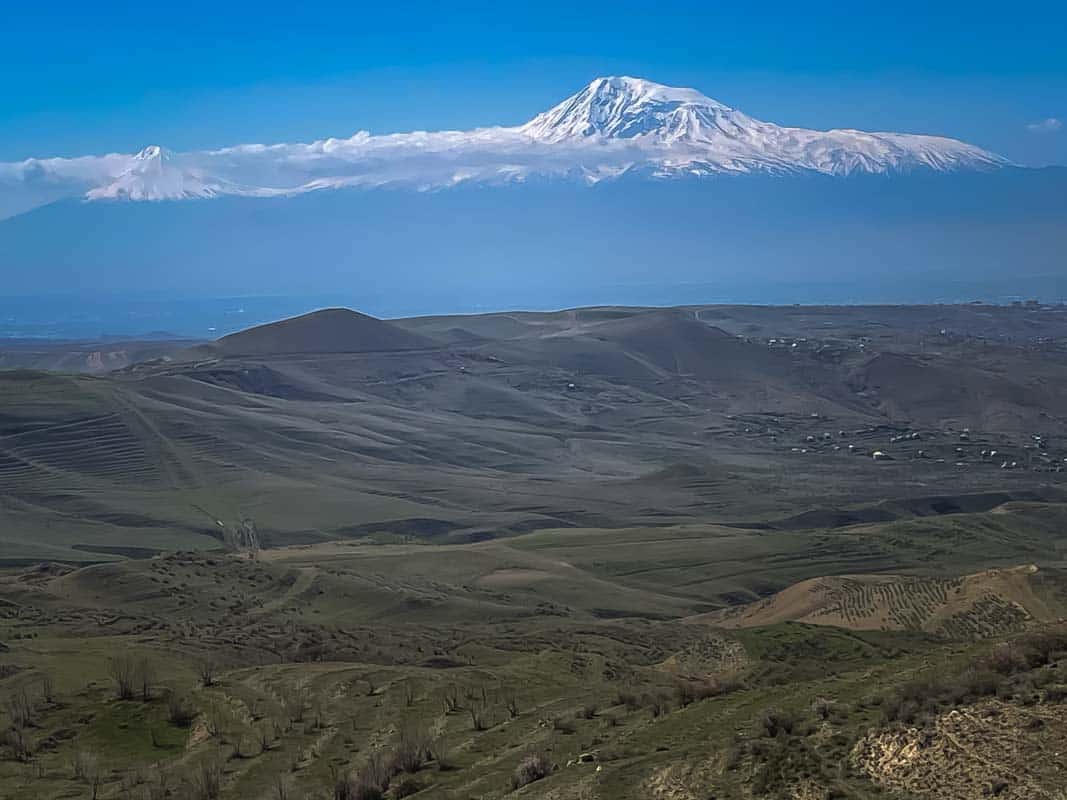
<box><xmin>643</xmin><ymin>692</ymin><xmax>671</xmax><ymax>718</ymax></box>
<box><xmin>1045</xmin><ymin>685</ymin><xmax>1067</xmax><ymax>703</ymax></box>
<box><xmin>811</xmin><ymin>697</ymin><xmax>834</xmax><ymax>720</ymax></box>
<box><xmin>504</xmin><ymin>693</ymin><xmax>520</xmax><ymax>718</ymax></box>
<box><xmin>1</xmin><ymin>725</ymin><xmax>32</xmax><ymax>762</ymax></box>
<box><xmin>39</xmin><ymin>672</ymin><xmax>57</xmax><ymax>704</ymax></box>
<box><xmin>442</xmin><ymin>685</ymin><xmax>461</xmax><ymax>713</ymax></box>
<box><xmin>468</xmin><ymin>702</ymin><xmax>489</xmax><ymax>731</ymax></box>
<box><xmin>188</xmin><ymin>758</ymin><xmax>222</xmax><ymax>800</ymax></box>
<box><xmin>71</xmin><ymin>749</ymin><xmax>97</xmax><ymax>781</ymax></box>
<box><xmin>758</xmin><ymin>708</ymin><xmax>796</xmax><ymax>738</ymax></box>
<box><xmin>429</xmin><ymin>736</ymin><xmax>455</xmax><ymax>771</ymax></box>
<box><xmin>984</xmin><ymin>644</ymin><xmax>1028</xmax><ymax>676</ymax></box>
<box><xmin>511</xmin><ymin>753</ymin><xmax>552</xmax><ymax>789</ymax></box>
<box><xmin>387</xmin><ymin>724</ymin><xmax>431</xmax><ymax>774</ymax></box>
<box><xmin>4</xmin><ymin>688</ymin><xmax>34</xmax><ymax>729</ymax></box>
<box><xmin>198</xmin><ymin>660</ymin><xmax>218</xmax><ymax>688</ymax></box>
<box><xmin>392</xmin><ymin>777</ymin><xmax>423</xmax><ymax>798</ymax></box>
<box><xmin>138</xmin><ymin>657</ymin><xmax>156</xmax><ymax>702</ymax></box>
<box><xmin>551</xmin><ymin>716</ymin><xmax>576</xmax><ymax>734</ymax></box>
<box><xmin>615</xmin><ymin>690</ymin><xmax>640</xmax><ymax>711</ymax></box>
<box><xmin>167</xmin><ymin>691</ymin><xmax>197</xmax><ymax>727</ymax></box>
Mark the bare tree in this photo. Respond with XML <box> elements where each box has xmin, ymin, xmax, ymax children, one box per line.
<box><xmin>442</xmin><ymin>685</ymin><xmax>461</xmax><ymax>713</ymax></box>
<box><xmin>73</xmin><ymin>749</ymin><xmax>103</xmax><ymax>798</ymax></box>
<box><xmin>4</xmin><ymin>687</ymin><xmax>34</xmax><ymax>728</ymax></box>
<box><xmin>188</xmin><ymin>756</ymin><xmax>222</xmax><ymax>800</ymax></box>
<box><xmin>255</xmin><ymin>721</ymin><xmax>276</xmax><ymax>753</ymax></box>
<box><xmin>504</xmin><ymin>692</ymin><xmax>520</xmax><ymax>719</ymax></box>
<box><xmin>388</xmin><ymin>723</ymin><xmax>431</xmax><ymax>774</ymax></box>
<box><xmin>88</xmin><ymin>765</ymin><xmax>104</xmax><ymax>800</ymax></box>
<box><xmin>282</xmin><ymin>687</ymin><xmax>308</xmax><ymax>725</ymax></box>
<box><xmin>468</xmin><ymin>700</ymin><xmax>489</xmax><ymax>731</ymax></box>
<box><xmin>39</xmin><ymin>672</ymin><xmax>56</xmax><ymax>704</ymax></box>
<box><xmin>109</xmin><ymin>655</ymin><xmax>138</xmax><ymax>700</ymax></box>
<box><xmin>1</xmin><ymin>724</ymin><xmax>32</xmax><ymax>762</ymax></box>
<box><xmin>138</xmin><ymin>657</ymin><xmax>156</xmax><ymax>702</ymax></box>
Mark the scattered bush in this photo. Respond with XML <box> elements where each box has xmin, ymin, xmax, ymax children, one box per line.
<box><xmin>39</xmin><ymin>672</ymin><xmax>57</xmax><ymax>704</ymax></box>
<box><xmin>1045</xmin><ymin>684</ymin><xmax>1067</xmax><ymax>703</ymax></box>
<box><xmin>643</xmin><ymin>691</ymin><xmax>671</xmax><ymax>718</ymax></box>
<box><xmin>198</xmin><ymin>660</ymin><xmax>218</xmax><ymax>688</ymax></box>
<box><xmin>468</xmin><ymin>701</ymin><xmax>489</xmax><ymax>731</ymax></box>
<box><xmin>167</xmin><ymin>691</ymin><xmax>197</xmax><ymax>727</ymax></box>
<box><xmin>551</xmin><ymin>716</ymin><xmax>576</xmax><ymax>734</ymax></box>
<box><xmin>1</xmin><ymin>725</ymin><xmax>32</xmax><ymax>762</ymax></box>
<box><xmin>615</xmin><ymin>689</ymin><xmax>640</xmax><ymax>710</ymax></box>
<box><xmin>71</xmin><ymin>748</ymin><xmax>97</xmax><ymax>781</ymax></box>
<box><xmin>188</xmin><ymin>757</ymin><xmax>222</xmax><ymax>800</ymax></box>
<box><xmin>504</xmin><ymin>692</ymin><xmax>520</xmax><ymax>718</ymax></box>
<box><xmin>758</xmin><ymin>707</ymin><xmax>796</xmax><ymax>738</ymax></box>
<box><xmin>109</xmin><ymin>655</ymin><xmax>139</xmax><ymax>701</ymax></box>
<box><xmin>138</xmin><ymin>656</ymin><xmax>156</xmax><ymax>702</ymax></box>
<box><xmin>392</xmin><ymin>777</ymin><xmax>423</xmax><ymax>798</ymax></box>
<box><xmin>811</xmin><ymin>697</ymin><xmax>835</xmax><ymax>720</ymax></box>
<box><xmin>511</xmin><ymin>752</ymin><xmax>553</xmax><ymax>789</ymax></box>
<box><xmin>4</xmin><ymin>687</ymin><xmax>34</xmax><ymax>729</ymax></box>
<box><xmin>387</xmin><ymin>724</ymin><xmax>431</xmax><ymax>774</ymax></box>
<box><xmin>429</xmin><ymin>736</ymin><xmax>455</xmax><ymax>771</ymax></box>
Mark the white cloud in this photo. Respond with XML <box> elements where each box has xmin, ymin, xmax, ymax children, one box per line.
<box><xmin>1027</xmin><ymin>117</ymin><xmax>1063</xmax><ymax>134</ymax></box>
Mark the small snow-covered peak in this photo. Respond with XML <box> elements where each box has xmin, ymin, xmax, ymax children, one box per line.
<box><xmin>519</xmin><ymin>75</ymin><xmax>738</xmax><ymax>143</ymax></box>
<box><xmin>86</xmin><ymin>146</ymin><xmax>237</xmax><ymax>201</ymax></box>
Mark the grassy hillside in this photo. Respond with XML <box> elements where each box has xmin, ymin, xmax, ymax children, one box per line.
<box><xmin>2</xmin><ymin>540</ymin><xmax>1066</xmax><ymax>799</ymax></box>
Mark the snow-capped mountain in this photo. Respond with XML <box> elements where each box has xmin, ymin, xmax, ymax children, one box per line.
<box><xmin>85</xmin><ymin>146</ymin><xmax>251</xmax><ymax>201</ymax></box>
<box><xmin>520</xmin><ymin>77</ymin><xmax>1005</xmax><ymax>175</ymax></box>
<box><xmin>0</xmin><ymin>77</ymin><xmax>1008</xmax><ymax>216</ymax></box>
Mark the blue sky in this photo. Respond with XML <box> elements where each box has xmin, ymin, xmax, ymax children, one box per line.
<box><xmin>3</xmin><ymin>0</ymin><xmax>1065</xmax><ymax>165</ymax></box>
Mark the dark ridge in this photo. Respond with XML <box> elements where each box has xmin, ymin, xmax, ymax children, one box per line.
<box><xmin>215</xmin><ymin>308</ymin><xmax>437</xmax><ymax>356</ymax></box>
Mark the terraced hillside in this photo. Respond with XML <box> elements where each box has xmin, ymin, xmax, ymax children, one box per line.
<box><xmin>704</xmin><ymin>564</ymin><xmax>1067</xmax><ymax>638</ymax></box>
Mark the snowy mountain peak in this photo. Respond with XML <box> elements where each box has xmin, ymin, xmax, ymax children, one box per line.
<box><xmin>585</xmin><ymin>76</ymin><xmax>725</xmax><ymax>108</ymax></box>
<box><xmin>86</xmin><ymin>145</ymin><xmax>232</xmax><ymax>201</ymax></box>
<box><xmin>519</xmin><ymin>75</ymin><xmax>739</xmax><ymax>143</ymax></box>
<box><xmin>134</xmin><ymin>145</ymin><xmax>168</xmax><ymax>161</ymax></box>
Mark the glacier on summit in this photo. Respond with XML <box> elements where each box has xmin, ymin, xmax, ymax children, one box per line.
<box><xmin>0</xmin><ymin>77</ymin><xmax>1008</xmax><ymax>216</ymax></box>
